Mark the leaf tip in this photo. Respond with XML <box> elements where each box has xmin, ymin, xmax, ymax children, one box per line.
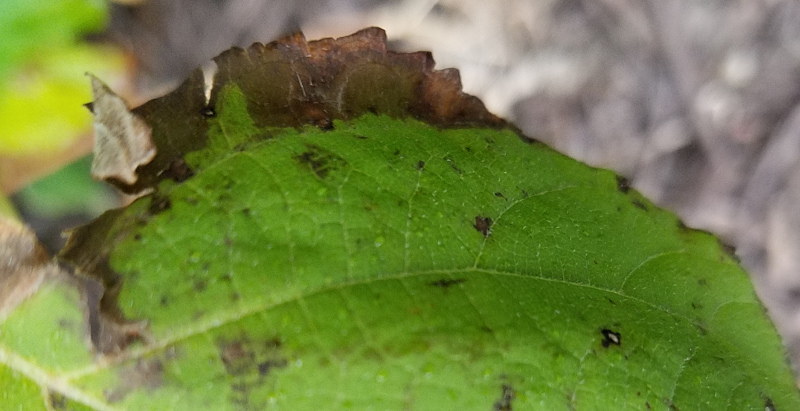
<box><xmin>88</xmin><ymin>74</ymin><xmax>157</xmax><ymax>187</ymax></box>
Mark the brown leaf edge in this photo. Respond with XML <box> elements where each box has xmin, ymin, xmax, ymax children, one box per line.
<box><xmin>115</xmin><ymin>26</ymin><xmax>511</xmax><ymax>194</ymax></box>
<box><xmin>59</xmin><ymin>27</ymin><xmax>521</xmax><ymax>354</ymax></box>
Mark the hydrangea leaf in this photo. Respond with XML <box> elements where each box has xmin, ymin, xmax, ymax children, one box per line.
<box><xmin>1</xmin><ymin>28</ymin><xmax>798</xmax><ymax>410</ymax></box>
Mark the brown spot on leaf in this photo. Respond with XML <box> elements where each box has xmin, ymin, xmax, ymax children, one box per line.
<box><xmin>166</xmin><ymin>158</ymin><xmax>194</xmax><ymax>182</ymax></box>
<box><xmin>632</xmin><ymin>200</ymin><xmax>648</xmax><ymax>211</ymax></box>
<box><xmin>416</xmin><ymin>160</ymin><xmax>426</xmax><ymax>171</ymax></box>
<box><xmin>493</xmin><ymin>384</ymin><xmax>515</xmax><ymax>411</ymax></box>
<box><xmin>294</xmin><ymin>144</ymin><xmax>346</xmax><ymax>179</ymax></box>
<box><xmin>616</xmin><ymin>176</ymin><xmax>631</xmax><ymax>193</ymax></box>
<box><xmin>106</xmin><ymin>358</ymin><xmax>164</xmax><ymax>403</ymax></box>
<box><xmin>49</xmin><ymin>392</ymin><xmax>67</xmax><ymax>409</ymax></box>
<box><xmin>148</xmin><ymin>194</ymin><xmax>171</xmax><ymax>215</ymax></box>
<box><xmin>258</xmin><ymin>359</ymin><xmax>288</xmax><ymax>376</ymax></box>
<box><xmin>718</xmin><ymin>239</ymin><xmax>740</xmax><ymax>263</ymax></box>
<box><xmin>663</xmin><ymin>398</ymin><xmax>679</xmax><ymax>410</ymax></box>
<box><xmin>473</xmin><ymin>216</ymin><xmax>493</xmax><ymax>237</ymax></box>
<box><xmin>428</xmin><ymin>278</ymin><xmax>467</xmax><ymax>289</ymax></box>
<box><xmin>445</xmin><ymin>156</ymin><xmax>462</xmax><ymax>174</ymax></box>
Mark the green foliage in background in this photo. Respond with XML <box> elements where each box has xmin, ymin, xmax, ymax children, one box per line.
<box><xmin>0</xmin><ymin>0</ymin><xmax>122</xmax><ymax>154</ymax></box>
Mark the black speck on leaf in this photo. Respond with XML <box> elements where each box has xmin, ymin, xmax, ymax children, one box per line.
<box><xmin>493</xmin><ymin>384</ymin><xmax>515</xmax><ymax>411</ymax></box>
<box><xmin>428</xmin><ymin>278</ymin><xmax>467</xmax><ymax>289</ymax></box>
<box><xmin>616</xmin><ymin>176</ymin><xmax>631</xmax><ymax>193</ymax></box>
<box><xmin>601</xmin><ymin>329</ymin><xmax>621</xmax><ymax>348</ymax></box>
<box><xmin>631</xmin><ymin>200</ymin><xmax>647</xmax><ymax>211</ymax></box>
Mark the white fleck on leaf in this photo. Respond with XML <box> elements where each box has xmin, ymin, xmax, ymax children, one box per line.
<box><xmin>89</xmin><ymin>74</ymin><xmax>156</xmax><ymax>185</ymax></box>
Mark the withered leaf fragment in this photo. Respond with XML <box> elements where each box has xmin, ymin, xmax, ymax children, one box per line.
<box><xmin>0</xmin><ymin>218</ymin><xmax>58</xmax><ymax>320</ymax></box>
<box><xmin>88</xmin><ymin>75</ymin><xmax>156</xmax><ymax>186</ymax></box>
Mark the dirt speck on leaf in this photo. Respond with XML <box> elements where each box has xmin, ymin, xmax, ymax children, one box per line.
<box><xmin>616</xmin><ymin>176</ymin><xmax>631</xmax><ymax>193</ymax></box>
<box><xmin>294</xmin><ymin>144</ymin><xmax>346</xmax><ymax>179</ymax></box>
<box><xmin>493</xmin><ymin>384</ymin><xmax>515</xmax><ymax>411</ymax></box>
<box><xmin>473</xmin><ymin>216</ymin><xmax>493</xmax><ymax>237</ymax></box>
<box><xmin>428</xmin><ymin>278</ymin><xmax>467</xmax><ymax>289</ymax></box>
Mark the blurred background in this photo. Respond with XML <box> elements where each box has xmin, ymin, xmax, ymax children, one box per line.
<box><xmin>2</xmin><ymin>0</ymin><xmax>800</xmax><ymax>369</ymax></box>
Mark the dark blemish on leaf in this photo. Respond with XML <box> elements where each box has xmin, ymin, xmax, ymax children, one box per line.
<box><xmin>354</xmin><ymin>134</ymin><xmax>369</xmax><ymax>139</ymax></box>
<box><xmin>167</xmin><ymin>158</ymin><xmax>193</xmax><ymax>182</ymax></box>
<box><xmin>445</xmin><ymin>157</ymin><xmax>462</xmax><ymax>174</ymax></box>
<box><xmin>221</xmin><ymin>341</ymin><xmax>253</xmax><ymax>376</ymax></box>
<box><xmin>221</xmin><ymin>272</ymin><xmax>233</xmax><ymax>282</ymax></box>
<box><xmin>494</xmin><ymin>192</ymin><xmax>505</xmax><ymax>199</ymax></box>
<box><xmin>148</xmin><ymin>194</ymin><xmax>171</xmax><ymax>215</ymax></box>
<box><xmin>632</xmin><ymin>199</ymin><xmax>648</xmax><ymax>211</ymax></box>
<box><xmin>393</xmin><ymin>149</ymin><xmax>401</xmax><ymax>156</ymax></box>
<box><xmin>428</xmin><ymin>278</ymin><xmax>467</xmax><ymax>289</ymax></box>
<box><xmin>242</xmin><ymin>208</ymin><xmax>251</xmax><ymax>217</ymax></box>
<box><xmin>160</xmin><ymin>296</ymin><xmax>168</xmax><ymax>306</ymax></box>
<box><xmin>416</xmin><ymin>160</ymin><xmax>426</xmax><ymax>171</ymax></box>
<box><xmin>765</xmin><ymin>398</ymin><xmax>776</xmax><ymax>411</ymax></box>
<box><xmin>49</xmin><ymin>391</ymin><xmax>67</xmax><ymax>409</ymax></box>
<box><xmin>616</xmin><ymin>176</ymin><xmax>631</xmax><ymax>193</ymax></box>
<box><xmin>294</xmin><ymin>144</ymin><xmax>346</xmax><ymax>179</ymax></box>
<box><xmin>57</xmin><ymin>318</ymin><xmax>75</xmax><ymax>329</ymax></box>
<box><xmin>607</xmin><ymin>298</ymin><xmax>616</xmax><ymax>305</ymax></box>
<box><xmin>193</xmin><ymin>279</ymin><xmax>206</xmax><ymax>292</ymax></box>
<box><xmin>201</xmin><ymin>106</ymin><xmax>216</xmax><ymax>117</ymax></box>
<box><xmin>691</xmin><ymin>302</ymin><xmax>703</xmax><ymax>310</ymax></box>
<box><xmin>636</xmin><ymin>391</ymin><xmax>641</xmax><ymax>397</ymax></box>
<box><xmin>465</xmin><ymin>146</ymin><xmax>472</xmax><ymax>152</ymax></box>
<box><xmin>697</xmin><ymin>279</ymin><xmax>707</xmax><ymax>286</ymax></box>
<box><xmin>718</xmin><ymin>239</ymin><xmax>740</xmax><ymax>263</ymax></box>
<box><xmin>645</xmin><ymin>402</ymin><xmax>651</xmax><ymax>409</ymax></box>
<box><xmin>134</xmin><ymin>233</ymin><xmax>142</xmax><ymax>241</ymax></box>
<box><xmin>258</xmin><ymin>359</ymin><xmax>288</xmax><ymax>376</ymax></box>
<box><xmin>316</xmin><ymin>117</ymin><xmax>334</xmax><ymax>130</ymax></box>
<box><xmin>473</xmin><ymin>216</ymin><xmax>493</xmax><ymax>237</ymax></box>
<box><xmin>480</xmin><ymin>326</ymin><xmax>493</xmax><ymax>334</ymax></box>
<box><xmin>696</xmin><ymin>323</ymin><xmax>708</xmax><ymax>335</ymax></box>
<box><xmin>493</xmin><ymin>384</ymin><xmax>515</xmax><ymax>411</ymax></box>
<box><xmin>663</xmin><ymin>398</ymin><xmax>678</xmax><ymax>410</ymax></box>
<box><xmin>219</xmin><ymin>337</ymin><xmax>286</xmax><ymax>378</ymax></box>
<box><xmin>107</xmin><ymin>358</ymin><xmax>164</xmax><ymax>403</ymax></box>
<box><xmin>231</xmin><ymin>292</ymin><xmax>240</xmax><ymax>301</ymax></box>
<box><xmin>601</xmin><ymin>329</ymin><xmax>621</xmax><ymax>348</ymax></box>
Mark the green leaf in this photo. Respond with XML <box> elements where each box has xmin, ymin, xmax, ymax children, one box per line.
<box><xmin>2</xmin><ymin>28</ymin><xmax>797</xmax><ymax>410</ymax></box>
